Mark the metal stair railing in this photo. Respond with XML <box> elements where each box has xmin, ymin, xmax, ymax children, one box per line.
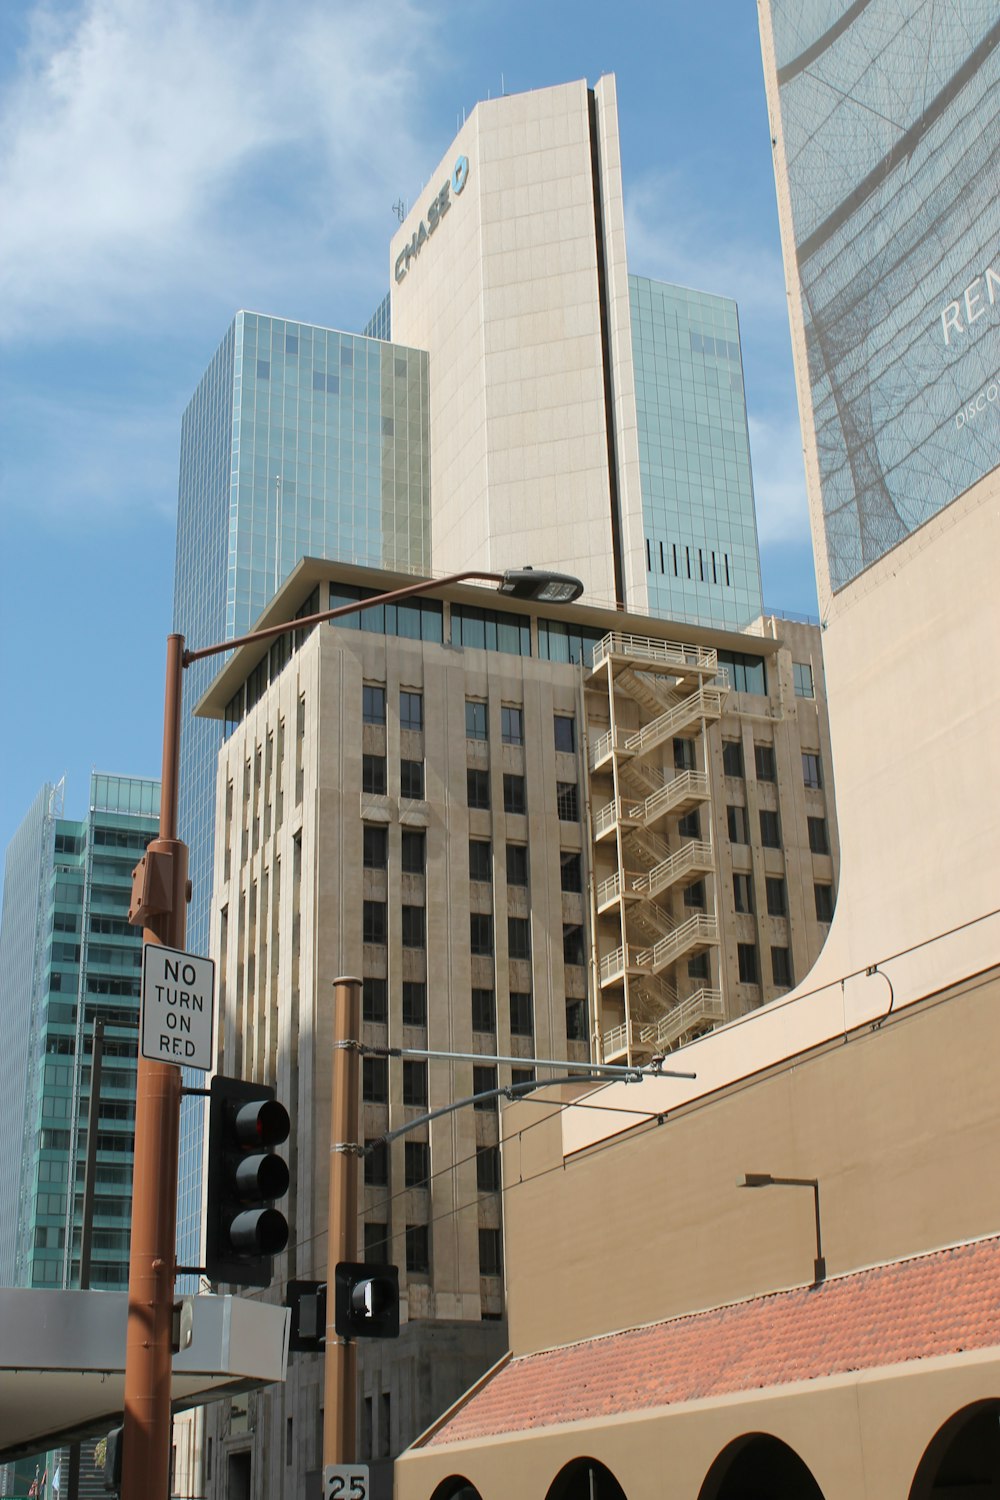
<box><xmin>635</xmin><ymin>913</ymin><xmax>719</xmax><ymax>974</ymax></box>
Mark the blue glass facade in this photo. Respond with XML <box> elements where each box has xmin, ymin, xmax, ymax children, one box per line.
<box><xmin>630</xmin><ymin>275</ymin><xmax>763</xmax><ymax>630</ymax></box>
<box><xmin>0</xmin><ymin>774</ymin><xmax>159</xmax><ymax>1291</ymax></box>
<box><xmin>173</xmin><ymin>312</ymin><xmax>430</xmax><ymax>1268</ymax></box>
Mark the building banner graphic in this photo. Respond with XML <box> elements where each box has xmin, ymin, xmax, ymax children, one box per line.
<box><xmin>767</xmin><ymin>1</ymin><xmax>1000</xmax><ymax>589</ymax></box>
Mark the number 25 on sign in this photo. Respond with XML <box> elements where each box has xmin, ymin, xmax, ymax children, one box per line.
<box><xmin>324</xmin><ymin>1464</ymin><xmax>368</xmax><ymax>1500</ymax></box>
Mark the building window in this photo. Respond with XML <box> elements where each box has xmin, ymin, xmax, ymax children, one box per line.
<box><xmin>363</xmin><ymin>901</ymin><xmax>387</xmax><ymax>944</ymax></box>
<box><xmin>364</xmin><ymin>1222</ymin><xmax>388</xmax><ymax>1260</ymax></box>
<box><xmin>737</xmin><ymin>943</ymin><xmax>759</xmax><ymax>985</ymax></box>
<box><xmin>727</xmin><ymin>805</ymin><xmax>749</xmax><ymax>844</ymax></box>
<box><xmin>554</xmin><ymin>715</ymin><xmax>576</xmax><ymax>753</ymax></box>
<box><xmin>400</xmin><ymin>690</ymin><xmax>423</xmax><ymax>733</ymax></box>
<box><xmin>722</xmin><ymin>739</ymin><xmax>744</xmax><ymax>778</ymax></box>
<box><xmin>473</xmin><ymin>1065</ymin><xmax>498</xmax><ymax>1110</ymax></box>
<box><xmin>678</xmin><ymin>807</ymin><xmax>700</xmax><ymax>839</ymax></box>
<box><xmin>733</xmin><ymin>872</ymin><xmax>753</xmax><ymax>913</ymax></box>
<box><xmin>472</xmin><ymin>988</ymin><xmax>496</xmax><ymax>1032</ymax></box>
<box><xmin>503</xmin><ymin>774</ymin><xmax>526</xmax><ymax>815</ymax></box>
<box><xmin>470</xmin><ymin>913</ymin><xmax>494</xmax><ymax>955</ymax></box>
<box><xmin>404</xmin><ymin>1141</ymin><xmax>429</xmax><ymax>1188</ymax></box>
<box><xmin>771</xmin><ymin>946</ymin><xmax>794</xmax><ymax>988</ymax></box>
<box><xmin>363</xmin><ymin>824</ymin><xmax>388</xmax><ymax>869</ymax></box>
<box><xmin>508</xmin><ymin>917</ymin><xmax>531</xmax><ymax>960</ymax></box>
<box><xmin>808</xmin><ymin>816</ymin><xmax>830</xmax><ymax>855</ymax></box>
<box><xmin>562</xmin><ymin>923</ymin><xmax>585</xmax><ymax>966</ymax></box>
<box><xmin>688</xmin><ymin>951</ymin><xmax>710</xmax><ymax>980</ymax></box>
<box><xmin>759</xmin><ymin>810</ymin><xmax>782</xmax><ymax>849</ymax></box>
<box><xmin>402</xmin><ymin>1060</ymin><xmax>428</xmax><ymax>1107</ymax></box>
<box><xmin>501</xmin><ymin>705</ymin><xmax>524</xmax><ymax>745</ymax></box>
<box><xmin>465</xmin><ymin>700</ymin><xmax>488</xmax><ymax>740</ymax></box>
<box><xmin>363</xmin><ymin>977</ymin><xmax>388</xmax><ymax>1023</ymax></box>
<box><xmin>815</xmin><ymin>882</ymin><xmax>835</xmax><ymax>922</ymax></box>
<box><xmin>560</xmin><ymin>851</ymin><xmax>583</xmax><ymax>892</ymax></box>
<box><xmin>506</xmin><ymin>844</ymin><xmax>528</xmax><ymax>887</ymax></box>
<box><xmin>400</xmin><ymin>759</ymin><xmax>424</xmax><ymax>800</ymax></box>
<box><xmin>479</xmin><ymin>1227</ymin><xmax>502</xmax><ymax>1277</ymax></box>
<box><xmin>793</xmin><ymin>661</ymin><xmax>815</xmax><ymax>698</ymax></box>
<box><xmin>718</xmin><ymin>650</ymin><xmax>767</xmax><ymax>695</ymax></box>
<box><xmin>467</xmin><ymin>768</ymin><xmax>490</xmax><ymax>809</ymax></box>
<box><xmin>684</xmin><ymin>880</ymin><xmax>706</xmax><ymax>909</ymax></box>
<box><xmin>364</xmin><ymin>1139</ymin><xmax>388</xmax><ymax>1186</ymax></box>
<box><xmin>509</xmin><ymin>991</ymin><xmax>533</xmax><ymax>1036</ymax></box>
<box><xmin>401</xmin><ymin>905</ymin><xmax>425</xmax><ymax>949</ymax></box>
<box><xmin>401</xmin><ymin>829</ymin><xmax>425</xmax><ymax>874</ymax></box>
<box><xmin>476</xmin><ymin>1145</ymin><xmax>500</xmax><ymax>1193</ymax></box>
<box><xmin>802</xmin><ymin>752</ymin><xmax>823</xmax><ymax>789</ymax></box>
<box><xmin>402</xmin><ymin>981</ymin><xmax>427</xmax><ymax>1026</ymax></box>
<box><xmin>566</xmin><ymin>1000</ymin><xmax>587</xmax><ymax>1041</ymax></box>
<box><xmin>363</xmin><ymin>1058</ymin><xmax>388</xmax><ymax>1103</ymax></box>
<box><xmin>363</xmin><ymin>684</ymin><xmax>386</xmax><ymax>725</ymax></box>
<box><xmin>405</xmin><ymin>1225</ymin><xmax>430</xmax><ymax>1275</ymax></box>
<box><xmin>451</xmin><ymin>604</ymin><xmax>530</xmax><ymax>656</ymax></box>
<box><xmin>362</xmin><ymin>755</ymin><xmax>387</xmax><ymax>795</ymax></box>
<box><xmin>674</xmin><ymin>738</ymin><xmax>696</xmax><ymax>772</ymax></box>
<box><xmin>511</xmin><ymin>1066</ymin><xmax>535</xmax><ymax>1091</ymax></box>
<box><xmin>754</xmin><ymin>743</ymin><xmax>776</xmax><ymax>782</ymax></box>
<box><xmin>556</xmin><ymin>782</ymin><xmax>579</xmax><ymax>821</ymax></box>
<box><xmin>765</xmin><ymin>876</ymin><xmax>787</xmax><ymax>917</ymax></box>
<box><xmin>469</xmin><ymin>839</ymin><xmax>492</xmax><ymax>883</ymax></box>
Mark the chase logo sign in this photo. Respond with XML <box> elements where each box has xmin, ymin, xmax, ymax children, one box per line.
<box><xmin>394</xmin><ymin>156</ymin><xmax>469</xmax><ymax>283</ymax></box>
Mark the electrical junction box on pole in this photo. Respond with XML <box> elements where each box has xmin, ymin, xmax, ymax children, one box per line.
<box><xmin>140</xmin><ymin>943</ymin><xmax>215</xmax><ymax>1069</ymax></box>
<box><xmin>324</xmin><ymin>1464</ymin><xmax>369</xmax><ymax>1499</ymax></box>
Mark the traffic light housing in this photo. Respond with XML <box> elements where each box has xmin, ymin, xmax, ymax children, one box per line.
<box><xmin>334</xmin><ymin>1261</ymin><xmax>400</xmax><ymax>1339</ymax></box>
<box><xmin>205</xmin><ymin>1074</ymin><xmax>290</xmax><ymax>1287</ymax></box>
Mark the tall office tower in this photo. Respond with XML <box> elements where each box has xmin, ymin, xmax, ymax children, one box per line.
<box><xmin>389</xmin><ymin>77</ymin><xmax>763</xmax><ymax>631</ymax></box>
<box><xmin>173</xmin><ymin>312</ymin><xmax>430</xmax><ymax>1264</ymax></box>
<box><xmin>0</xmin><ymin>773</ymin><xmax>159</xmax><ymax>1291</ymax></box>
<box><xmin>194</xmin><ymin>558</ymin><xmax>837</xmax><ymax>1498</ymax></box>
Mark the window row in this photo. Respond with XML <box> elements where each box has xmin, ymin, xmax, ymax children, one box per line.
<box><xmin>736</xmin><ymin>942</ymin><xmax>794</xmax><ymax>988</ymax></box>
<box><xmin>466</xmin><ymin>700</ymin><xmax>576</xmax><ymax>754</ymax></box>
<box><xmin>467</xmin><ymin>769</ymin><xmax>579</xmax><ymax>820</ymax></box>
<box><xmin>363</xmin><ymin>977</ymin><xmax>585</xmax><ymax>1042</ymax></box>
<box><xmin>470</xmin><ymin>914</ymin><xmax>586</xmax><ymax>965</ymax></box>
<box><xmin>363</xmin><ymin>755</ymin><xmax>424</xmax><ymax>799</ymax></box>
<box><xmin>360</xmin><ymin>1219</ymin><xmax>502</xmax><ymax>1279</ymax></box>
<box><xmin>727</xmin><ymin>806</ymin><xmax>830</xmax><ymax>854</ymax></box>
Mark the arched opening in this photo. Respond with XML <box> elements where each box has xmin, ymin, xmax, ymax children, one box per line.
<box><xmin>428</xmin><ymin>1479</ymin><xmax>483</xmax><ymax>1500</ymax></box>
<box><xmin>908</xmin><ymin>1399</ymin><xmax>1000</xmax><ymax>1499</ymax></box>
<box><xmin>697</xmin><ymin>1432</ymin><xmax>826</xmax><ymax>1500</ymax></box>
<box><xmin>545</xmin><ymin>1456</ymin><xmax>629</xmax><ymax>1500</ymax></box>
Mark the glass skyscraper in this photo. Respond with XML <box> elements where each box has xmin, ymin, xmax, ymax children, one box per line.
<box><xmin>0</xmin><ymin>773</ymin><xmax>159</xmax><ymax>1292</ymax></box>
<box><xmin>173</xmin><ymin>311</ymin><xmax>430</xmax><ymax>1266</ymax></box>
<box><xmin>630</xmin><ymin>275</ymin><xmax>763</xmax><ymax>630</ymax></box>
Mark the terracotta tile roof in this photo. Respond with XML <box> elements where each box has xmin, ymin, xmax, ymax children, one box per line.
<box><xmin>425</xmin><ymin>1235</ymin><xmax>1000</xmax><ymax>1446</ymax></box>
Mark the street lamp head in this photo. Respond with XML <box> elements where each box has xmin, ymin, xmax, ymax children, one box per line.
<box><xmin>497</xmin><ymin>567</ymin><xmax>585</xmax><ymax>604</ymax></box>
<box><xmin>740</xmin><ymin>1172</ymin><xmax>775</xmax><ymax>1188</ymax></box>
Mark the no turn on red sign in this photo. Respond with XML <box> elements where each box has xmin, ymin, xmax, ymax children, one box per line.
<box><xmin>141</xmin><ymin>943</ymin><xmax>215</xmax><ymax>1070</ymax></box>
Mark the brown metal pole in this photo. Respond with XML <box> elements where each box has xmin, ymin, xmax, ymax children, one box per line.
<box><xmin>323</xmin><ymin>977</ymin><xmax>362</xmax><ymax>1467</ymax></box>
<box><xmin>122</xmin><ymin>633</ymin><xmax>188</xmax><ymax>1500</ymax></box>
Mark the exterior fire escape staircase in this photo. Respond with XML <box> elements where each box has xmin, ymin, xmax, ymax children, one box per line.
<box><xmin>587</xmin><ymin>633</ymin><xmax>728</xmax><ymax>1064</ymax></box>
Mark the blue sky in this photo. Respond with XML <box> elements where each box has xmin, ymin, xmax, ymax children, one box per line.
<box><xmin>0</xmin><ymin>0</ymin><xmax>820</xmax><ymax>859</ymax></box>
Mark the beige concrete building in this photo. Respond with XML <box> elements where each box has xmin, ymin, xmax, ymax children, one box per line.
<box><xmin>193</xmin><ymin>560</ymin><xmax>837</xmax><ymax>1497</ymax></box>
<box><xmin>393</xmin><ymin>5</ymin><xmax>1000</xmax><ymax>1497</ymax></box>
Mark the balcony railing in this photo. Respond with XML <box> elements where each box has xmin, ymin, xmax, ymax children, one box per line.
<box><xmin>591</xmin><ymin>632</ymin><xmax>718</xmax><ymax>675</ymax></box>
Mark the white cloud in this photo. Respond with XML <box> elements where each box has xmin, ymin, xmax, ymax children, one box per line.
<box><xmin>624</xmin><ymin>169</ymin><xmax>790</xmax><ymax>324</ymax></box>
<box><xmin>0</xmin><ymin>0</ymin><xmax>438</xmax><ymax>340</ymax></box>
<box><xmin>748</xmin><ymin>411</ymin><xmax>811</xmax><ymax>546</ymax></box>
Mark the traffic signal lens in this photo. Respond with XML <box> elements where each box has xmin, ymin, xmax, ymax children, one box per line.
<box><xmin>234</xmin><ymin>1097</ymin><xmax>290</xmax><ymax>1148</ymax></box>
<box><xmin>230</xmin><ymin>1206</ymin><xmax>290</xmax><ymax>1256</ymax></box>
<box><xmin>234</xmin><ymin>1151</ymin><xmax>290</xmax><ymax>1201</ymax></box>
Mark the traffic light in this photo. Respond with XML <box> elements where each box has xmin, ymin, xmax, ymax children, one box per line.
<box><xmin>100</xmin><ymin>1426</ymin><xmax>123</xmax><ymax>1493</ymax></box>
<box><xmin>205</xmin><ymin>1074</ymin><xmax>290</xmax><ymax>1287</ymax></box>
<box><xmin>334</xmin><ymin>1261</ymin><xmax>400</xmax><ymax>1339</ymax></box>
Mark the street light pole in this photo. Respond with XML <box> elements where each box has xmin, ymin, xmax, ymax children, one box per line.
<box><xmin>323</xmin><ymin>978</ymin><xmax>362</xmax><ymax>1468</ymax></box>
<box><xmin>121</xmin><ymin>568</ymin><xmax>584</xmax><ymax>1500</ymax></box>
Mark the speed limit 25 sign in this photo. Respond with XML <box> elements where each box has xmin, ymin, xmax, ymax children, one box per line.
<box><xmin>324</xmin><ymin>1465</ymin><xmax>369</xmax><ymax>1500</ymax></box>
